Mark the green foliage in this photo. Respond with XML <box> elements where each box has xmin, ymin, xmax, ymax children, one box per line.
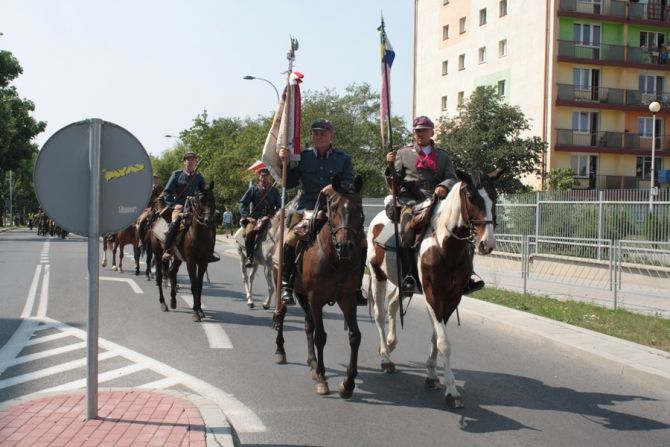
<box><xmin>0</xmin><ymin>50</ymin><xmax>46</xmax><ymax>220</ymax></box>
<box><xmin>546</xmin><ymin>168</ymin><xmax>579</xmax><ymax>191</ymax></box>
<box><xmin>435</xmin><ymin>86</ymin><xmax>546</xmax><ymax>193</ymax></box>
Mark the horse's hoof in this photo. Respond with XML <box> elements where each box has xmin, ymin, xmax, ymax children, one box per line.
<box><xmin>170</xmin><ymin>299</ymin><xmax>177</xmax><ymax>309</ymax></box>
<box><xmin>338</xmin><ymin>382</ymin><xmax>354</xmax><ymax>399</ymax></box>
<box><xmin>315</xmin><ymin>382</ymin><xmax>330</xmax><ymax>396</ymax></box>
<box><xmin>262</xmin><ymin>303</ymin><xmax>270</xmax><ymax>310</ymax></box>
<box><xmin>445</xmin><ymin>394</ymin><xmax>464</xmax><ymax>409</ymax></box>
<box><xmin>135</xmin><ymin>271</ymin><xmax>140</xmax><ymax>276</ymax></box>
<box><xmin>160</xmin><ymin>303</ymin><xmax>168</xmax><ymax>312</ymax></box>
<box><xmin>192</xmin><ymin>313</ymin><xmax>201</xmax><ymax>322</ymax></box>
<box><xmin>274</xmin><ymin>353</ymin><xmax>287</xmax><ymax>364</ymax></box>
<box><xmin>424</xmin><ymin>378</ymin><xmax>443</xmax><ymax>390</ymax></box>
<box><xmin>198</xmin><ymin>309</ymin><xmax>205</xmax><ymax>319</ymax></box>
<box><xmin>247</xmin><ymin>302</ymin><xmax>255</xmax><ymax>309</ymax></box>
<box><xmin>112</xmin><ymin>266</ymin><xmax>118</xmax><ymax>272</ymax></box>
<box><xmin>381</xmin><ymin>362</ymin><xmax>396</xmax><ymax>373</ymax></box>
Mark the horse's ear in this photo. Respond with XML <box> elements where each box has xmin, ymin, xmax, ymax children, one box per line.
<box><xmin>353</xmin><ymin>175</ymin><xmax>363</xmax><ymax>193</ymax></box>
<box><xmin>488</xmin><ymin>167</ymin><xmax>504</xmax><ymax>181</ymax></box>
<box><xmin>331</xmin><ymin>175</ymin><xmax>341</xmax><ymax>192</ymax></box>
<box><xmin>456</xmin><ymin>169</ymin><xmax>471</xmax><ymax>184</ymax></box>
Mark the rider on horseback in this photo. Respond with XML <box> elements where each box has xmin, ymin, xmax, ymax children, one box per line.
<box><xmin>238</xmin><ymin>163</ymin><xmax>281</xmax><ymax>268</ymax></box>
<box><xmin>161</xmin><ymin>151</ymin><xmax>219</xmax><ymax>263</ymax></box>
<box><xmin>386</xmin><ymin>115</ymin><xmax>484</xmax><ymax>297</ymax></box>
<box><xmin>278</xmin><ymin>118</ymin><xmax>368</xmax><ymax>306</ymax></box>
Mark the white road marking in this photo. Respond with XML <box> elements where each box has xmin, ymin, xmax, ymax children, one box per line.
<box><xmin>179</xmin><ymin>292</ymin><xmax>233</xmax><ymax>349</ymax></box>
<box><xmin>1</xmin><ymin>341</ymin><xmax>87</xmax><ymax>368</ymax></box>
<box><xmin>99</xmin><ymin>276</ymin><xmax>144</xmax><ymax>294</ymax></box>
<box><xmin>36</xmin><ymin>264</ymin><xmax>49</xmax><ymax>317</ymax></box>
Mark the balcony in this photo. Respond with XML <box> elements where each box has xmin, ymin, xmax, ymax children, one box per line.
<box><xmin>556</xmin><ymin>84</ymin><xmax>670</xmax><ymax>109</ymax></box>
<box><xmin>573</xmin><ymin>174</ymin><xmax>665</xmax><ymax>190</ymax></box>
<box><xmin>555</xmin><ymin>128</ymin><xmax>670</xmax><ymax>154</ymax></box>
<box><xmin>558</xmin><ymin>0</ymin><xmax>670</xmax><ymax>24</ymax></box>
<box><xmin>558</xmin><ymin>41</ymin><xmax>670</xmax><ymax>69</ymax></box>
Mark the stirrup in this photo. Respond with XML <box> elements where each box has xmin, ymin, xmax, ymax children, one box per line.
<box><xmin>355</xmin><ymin>290</ymin><xmax>368</xmax><ymax>306</ymax></box>
<box><xmin>162</xmin><ymin>251</ymin><xmax>173</xmax><ymax>262</ymax></box>
<box><xmin>244</xmin><ymin>257</ymin><xmax>254</xmax><ymax>268</ymax></box>
<box><xmin>463</xmin><ymin>278</ymin><xmax>485</xmax><ymax>294</ymax></box>
<box><xmin>281</xmin><ymin>290</ymin><xmax>295</xmax><ymax>306</ymax></box>
<box><xmin>400</xmin><ymin>275</ymin><xmax>417</xmax><ymax>297</ymax></box>
<box><xmin>208</xmin><ymin>252</ymin><xmax>220</xmax><ymax>263</ymax></box>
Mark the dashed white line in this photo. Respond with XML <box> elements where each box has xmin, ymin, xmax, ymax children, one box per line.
<box><xmin>179</xmin><ymin>292</ymin><xmax>233</xmax><ymax>349</ymax></box>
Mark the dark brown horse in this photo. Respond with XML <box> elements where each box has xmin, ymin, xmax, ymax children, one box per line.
<box><xmin>101</xmin><ymin>225</ymin><xmax>141</xmax><ymax>275</ymax></box>
<box><xmin>367</xmin><ymin>168</ymin><xmax>503</xmax><ymax>408</ymax></box>
<box><xmin>274</xmin><ymin>176</ymin><xmax>364</xmax><ymax>398</ymax></box>
<box><xmin>149</xmin><ymin>182</ymin><xmax>217</xmax><ymax>322</ymax></box>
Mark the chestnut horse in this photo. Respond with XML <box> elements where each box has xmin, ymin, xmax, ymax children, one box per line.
<box><xmin>367</xmin><ymin>168</ymin><xmax>503</xmax><ymax>408</ymax></box>
<box><xmin>101</xmin><ymin>225</ymin><xmax>140</xmax><ymax>275</ymax></box>
<box><xmin>274</xmin><ymin>176</ymin><xmax>364</xmax><ymax>398</ymax></box>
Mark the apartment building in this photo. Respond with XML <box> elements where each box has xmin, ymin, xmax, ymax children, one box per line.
<box><xmin>414</xmin><ymin>0</ymin><xmax>670</xmax><ymax>190</ymax></box>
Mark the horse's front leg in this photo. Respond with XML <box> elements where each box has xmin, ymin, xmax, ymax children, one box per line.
<box><xmin>371</xmin><ymin>275</ymin><xmax>396</xmax><ymax>373</ymax></box>
<box><xmin>273</xmin><ymin>304</ymin><xmax>288</xmax><ymax>364</ymax></box>
<box><xmin>338</xmin><ymin>292</ymin><xmax>361</xmax><ymax>399</ymax></box>
<box><xmin>101</xmin><ymin>242</ymin><xmax>108</xmax><ymax>268</ymax></box>
<box><xmin>169</xmin><ymin>261</ymin><xmax>180</xmax><ymax>310</ymax></box>
<box><xmin>425</xmin><ymin>304</ymin><xmax>463</xmax><ymax>409</ymax></box>
<box><xmin>117</xmin><ymin>243</ymin><xmax>125</xmax><ymax>273</ymax></box>
<box><xmin>262</xmin><ymin>264</ymin><xmax>273</xmax><ymax>310</ymax></box>
<box><xmin>191</xmin><ymin>263</ymin><xmax>207</xmax><ymax>322</ymax></box>
<box><xmin>133</xmin><ymin>244</ymin><xmax>141</xmax><ymax>276</ymax></box>
<box><xmin>155</xmin><ymin>256</ymin><xmax>168</xmax><ymax>312</ymax></box>
<box><xmin>145</xmin><ymin>247</ymin><xmax>153</xmax><ymax>281</ymax></box>
<box><xmin>247</xmin><ymin>264</ymin><xmax>258</xmax><ymax>309</ymax></box>
<box><xmin>310</xmin><ymin>300</ymin><xmax>329</xmax><ymax>396</ymax></box>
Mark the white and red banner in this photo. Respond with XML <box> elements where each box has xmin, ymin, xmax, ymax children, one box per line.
<box><xmin>261</xmin><ymin>71</ymin><xmax>303</xmax><ymax>183</ymax></box>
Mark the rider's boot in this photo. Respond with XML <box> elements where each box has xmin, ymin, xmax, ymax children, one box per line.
<box><xmin>399</xmin><ymin>247</ymin><xmax>417</xmax><ymax>297</ymax></box>
<box><xmin>161</xmin><ymin>215</ymin><xmax>182</xmax><ymax>262</ymax></box>
<box><xmin>280</xmin><ymin>244</ymin><xmax>296</xmax><ymax>305</ymax></box>
<box><xmin>355</xmin><ymin>245</ymin><xmax>368</xmax><ymax>306</ymax></box>
<box><xmin>463</xmin><ymin>272</ymin><xmax>485</xmax><ymax>294</ymax></box>
<box><xmin>244</xmin><ymin>232</ymin><xmax>256</xmax><ymax>268</ymax></box>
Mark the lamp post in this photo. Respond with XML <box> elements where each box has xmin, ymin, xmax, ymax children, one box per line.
<box><xmin>649</xmin><ymin>101</ymin><xmax>661</xmax><ymax>213</ymax></box>
<box><xmin>243</xmin><ymin>75</ymin><xmax>280</xmax><ymax>104</ymax></box>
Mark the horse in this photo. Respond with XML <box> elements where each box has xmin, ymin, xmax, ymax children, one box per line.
<box><xmin>149</xmin><ymin>182</ymin><xmax>217</xmax><ymax>322</ymax></box>
<box><xmin>101</xmin><ymin>225</ymin><xmax>141</xmax><ymax>275</ymax></box>
<box><xmin>234</xmin><ymin>221</ymin><xmax>276</xmax><ymax>310</ymax></box>
<box><xmin>273</xmin><ymin>175</ymin><xmax>364</xmax><ymax>398</ymax></box>
<box><xmin>366</xmin><ymin>168</ymin><xmax>503</xmax><ymax>408</ymax></box>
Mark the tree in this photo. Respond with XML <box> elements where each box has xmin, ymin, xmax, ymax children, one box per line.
<box><xmin>435</xmin><ymin>86</ymin><xmax>546</xmax><ymax>193</ymax></box>
<box><xmin>546</xmin><ymin>168</ymin><xmax>579</xmax><ymax>191</ymax></box>
<box><xmin>0</xmin><ymin>50</ymin><xmax>46</xmax><ymax>221</ymax></box>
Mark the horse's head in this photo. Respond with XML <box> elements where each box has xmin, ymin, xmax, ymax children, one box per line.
<box><xmin>192</xmin><ymin>181</ymin><xmax>216</xmax><ymax>227</ymax></box>
<box><xmin>323</xmin><ymin>175</ymin><xmax>364</xmax><ymax>260</ymax></box>
<box><xmin>451</xmin><ymin>168</ymin><xmax>503</xmax><ymax>255</ymax></box>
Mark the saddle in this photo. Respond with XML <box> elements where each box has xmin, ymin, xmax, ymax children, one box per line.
<box><xmin>293</xmin><ymin>210</ymin><xmax>327</xmax><ymax>242</ymax></box>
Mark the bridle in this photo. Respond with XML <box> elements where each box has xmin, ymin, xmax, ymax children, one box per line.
<box><xmin>187</xmin><ymin>192</ymin><xmax>215</xmax><ymax>227</ymax></box>
<box><xmin>446</xmin><ymin>182</ymin><xmax>495</xmax><ymax>242</ymax></box>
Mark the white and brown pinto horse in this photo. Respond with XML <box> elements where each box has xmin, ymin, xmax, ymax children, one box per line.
<box><xmin>367</xmin><ymin>168</ymin><xmax>502</xmax><ymax>408</ymax></box>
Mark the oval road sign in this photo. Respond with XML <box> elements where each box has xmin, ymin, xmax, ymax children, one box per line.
<box><xmin>34</xmin><ymin>120</ymin><xmax>152</xmax><ymax>236</ymax></box>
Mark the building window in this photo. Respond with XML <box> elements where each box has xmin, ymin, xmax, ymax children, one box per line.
<box><xmin>497</xmin><ymin>80</ymin><xmax>506</xmax><ymax>96</ymax></box>
<box><xmin>459</xmin><ymin>17</ymin><xmax>466</xmax><ymax>34</ymax></box>
<box><xmin>571</xmin><ymin>155</ymin><xmax>592</xmax><ymax>178</ymax></box>
<box><xmin>479</xmin><ymin>8</ymin><xmax>487</xmax><ymax>26</ymax></box>
<box><xmin>636</xmin><ymin>157</ymin><xmax>663</xmax><ymax>179</ymax></box>
<box><xmin>640</xmin><ymin>31</ymin><xmax>665</xmax><ymax>51</ymax></box>
<box><xmin>442</xmin><ymin>25</ymin><xmax>449</xmax><ymax>40</ymax></box>
<box><xmin>499</xmin><ymin>39</ymin><xmax>508</xmax><ymax>57</ymax></box>
<box><xmin>441</xmin><ymin>96</ymin><xmax>448</xmax><ymax>111</ymax></box>
<box><xmin>638</xmin><ymin>116</ymin><xmax>662</xmax><ymax>138</ymax></box>
<box><xmin>499</xmin><ymin>0</ymin><xmax>507</xmax><ymax>17</ymax></box>
<box><xmin>442</xmin><ymin>60</ymin><xmax>448</xmax><ymax>76</ymax></box>
<box><xmin>479</xmin><ymin>47</ymin><xmax>487</xmax><ymax>64</ymax></box>
<box><xmin>458</xmin><ymin>54</ymin><xmax>465</xmax><ymax>70</ymax></box>
<box><xmin>457</xmin><ymin>91</ymin><xmax>464</xmax><ymax>105</ymax></box>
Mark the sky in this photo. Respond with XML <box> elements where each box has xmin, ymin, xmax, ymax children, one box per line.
<box><xmin>1</xmin><ymin>0</ymin><xmax>414</xmax><ymax>156</ymax></box>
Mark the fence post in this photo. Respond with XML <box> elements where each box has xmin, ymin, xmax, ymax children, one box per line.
<box><xmin>613</xmin><ymin>240</ymin><xmax>619</xmax><ymax>310</ymax></box>
<box><xmin>534</xmin><ymin>191</ymin><xmax>540</xmax><ymax>255</ymax></box>
<box><xmin>523</xmin><ymin>234</ymin><xmax>528</xmax><ymax>294</ymax></box>
<box><xmin>597</xmin><ymin>191</ymin><xmax>604</xmax><ymax>261</ymax></box>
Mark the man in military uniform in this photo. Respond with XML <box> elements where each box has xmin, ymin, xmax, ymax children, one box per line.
<box><xmin>161</xmin><ymin>151</ymin><xmax>219</xmax><ymax>263</ymax></box>
<box><xmin>238</xmin><ymin>164</ymin><xmax>281</xmax><ymax>268</ymax></box>
<box><xmin>386</xmin><ymin>115</ymin><xmax>483</xmax><ymax>296</ymax></box>
<box><xmin>278</xmin><ymin>118</ymin><xmax>367</xmax><ymax>306</ymax></box>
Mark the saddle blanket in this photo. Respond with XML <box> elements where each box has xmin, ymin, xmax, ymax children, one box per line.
<box><xmin>152</xmin><ymin>218</ymin><xmax>169</xmax><ymax>243</ymax></box>
<box><xmin>373</xmin><ymin>221</ymin><xmax>399</xmax><ymax>251</ymax></box>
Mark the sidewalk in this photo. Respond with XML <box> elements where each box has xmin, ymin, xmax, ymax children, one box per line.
<box><xmin>0</xmin><ymin>230</ymin><xmax>668</xmax><ymax>446</ymax></box>
<box><xmin>0</xmin><ymin>389</ymin><xmax>232</xmax><ymax>447</ymax></box>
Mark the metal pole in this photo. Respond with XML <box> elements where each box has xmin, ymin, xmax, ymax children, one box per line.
<box><xmin>86</xmin><ymin>119</ymin><xmax>101</xmax><ymax>420</ymax></box>
<box><xmin>649</xmin><ymin>111</ymin><xmax>657</xmax><ymax>214</ymax></box>
<box><xmin>9</xmin><ymin>171</ymin><xmax>13</xmax><ymax>225</ymax></box>
<box><xmin>243</xmin><ymin>76</ymin><xmax>280</xmax><ymax>104</ymax></box>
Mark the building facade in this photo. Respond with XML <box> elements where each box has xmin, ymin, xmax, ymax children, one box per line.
<box><xmin>414</xmin><ymin>0</ymin><xmax>670</xmax><ymax>190</ymax></box>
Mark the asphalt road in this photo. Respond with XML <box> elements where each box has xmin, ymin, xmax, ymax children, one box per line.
<box><xmin>1</xmin><ymin>228</ymin><xmax>669</xmax><ymax>446</ymax></box>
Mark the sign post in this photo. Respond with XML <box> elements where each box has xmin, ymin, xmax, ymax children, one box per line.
<box><xmin>34</xmin><ymin>119</ymin><xmax>152</xmax><ymax>419</ymax></box>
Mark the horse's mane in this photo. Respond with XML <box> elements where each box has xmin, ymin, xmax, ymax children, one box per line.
<box><xmin>432</xmin><ymin>181</ymin><xmax>466</xmax><ymax>242</ymax></box>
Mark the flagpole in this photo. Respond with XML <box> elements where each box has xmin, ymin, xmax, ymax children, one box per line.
<box><xmin>380</xmin><ymin>16</ymin><xmax>406</xmax><ymax>328</ymax></box>
<box><xmin>274</xmin><ymin>37</ymin><xmax>298</xmax><ymax>319</ymax></box>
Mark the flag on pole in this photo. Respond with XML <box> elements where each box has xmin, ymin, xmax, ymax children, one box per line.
<box><xmin>261</xmin><ymin>71</ymin><xmax>303</xmax><ymax>183</ymax></box>
<box><xmin>379</xmin><ymin>16</ymin><xmax>395</xmax><ymax>150</ymax></box>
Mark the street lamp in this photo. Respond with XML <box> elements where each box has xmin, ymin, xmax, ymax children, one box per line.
<box><xmin>649</xmin><ymin>101</ymin><xmax>661</xmax><ymax>213</ymax></box>
<box><xmin>243</xmin><ymin>75</ymin><xmax>280</xmax><ymax>104</ymax></box>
